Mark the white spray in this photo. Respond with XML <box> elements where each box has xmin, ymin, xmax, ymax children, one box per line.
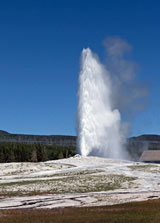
<box><xmin>77</xmin><ymin>48</ymin><xmax>126</xmax><ymax>159</ymax></box>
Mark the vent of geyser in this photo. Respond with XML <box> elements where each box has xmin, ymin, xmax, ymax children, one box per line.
<box><xmin>77</xmin><ymin>48</ymin><xmax>127</xmax><ymax>159</ymax></box>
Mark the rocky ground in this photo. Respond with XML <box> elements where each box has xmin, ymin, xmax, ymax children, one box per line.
<box><xmin>0</xmin><ymin>155</ymin><xmax>160</xmax><ymax>209</ymax></box>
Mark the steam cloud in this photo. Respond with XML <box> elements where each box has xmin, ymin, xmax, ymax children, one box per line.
<box><xmin>103</xmin><ymin>37</ymin><xmax>148</xmax><ymax>118</ymax></box>
<box><xmin>77</xmin><ymin>37</ymin><xmax>147</xmax><ymax>160</ymax></box>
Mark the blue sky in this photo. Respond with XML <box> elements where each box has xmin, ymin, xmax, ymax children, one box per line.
<box><xmin>0</xmin><ymin>0</ymin><xmax>160</xmax><ymax>136</ymax></box>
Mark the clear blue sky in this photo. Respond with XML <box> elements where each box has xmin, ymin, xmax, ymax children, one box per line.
<box><xmin>0</xmin><ymin>0</ymin><xmax>160</xmax><ymax>136</ymax></box>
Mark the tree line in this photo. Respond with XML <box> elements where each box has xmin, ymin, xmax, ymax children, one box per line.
<box><xmin>0</xmin><ymin>142</ymin><xmax>76</xmax><ymax>163</ymax></box>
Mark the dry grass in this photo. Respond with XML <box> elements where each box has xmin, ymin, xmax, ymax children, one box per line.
<box><xmin>128</xmin><ymin>164</ymin><xmax>155</xmax><ymax>170</ymax></box>
<box><xmin>0</xmin><ymin>174</ymin><xmax>136</xmax><ymax>195</ymax></box>
<box><xmin>0</xmin><ymin>199</ymin><xmax>160</xmax><ymax>223</ymax></box>
<box><xmin>128</xmin><ymin>164</ymin><xmax>160</xmax><ymax>173</ymax></box>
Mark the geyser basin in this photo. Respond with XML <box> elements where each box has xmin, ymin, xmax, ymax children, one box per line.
<box><xmin>77</xmin><ymin>48</ymin><xmax>126</xmax><ymax>159</ymax></box>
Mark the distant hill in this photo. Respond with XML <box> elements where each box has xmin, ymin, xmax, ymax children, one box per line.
<box><xmin>127</xmin><ymin>134</ymin><xmax>160</xmax><ymax>161</ymax></box>
<box><xmin>0</xmin><ymin>130</ymin><xmax>160</xmax><ymax>161</ymax></box>
<box><xmin>0</xmin><ymin>130</ymin><xmax>76</xmax><ymax>147</ymax></box>
<box><xmin>0</xmin><ymin>130</ymin><xmax>10</xmax><ymax>135</ymax></box>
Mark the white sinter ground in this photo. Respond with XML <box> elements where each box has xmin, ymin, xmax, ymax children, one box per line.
<box><xmin>0</xmin><ymin>155</ymin><xmax>160</xmax><ymax>209</ymax></box>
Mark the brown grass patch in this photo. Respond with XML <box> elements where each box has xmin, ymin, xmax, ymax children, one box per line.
<box><xmin>0</xmin><ymin>199</ymin><xmax>160</xmax><ymax>223</ymax></box>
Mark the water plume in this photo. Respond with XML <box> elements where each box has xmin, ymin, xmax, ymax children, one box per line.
<box><xmin>77</xmin><ymin>48</ymin><xmax>126</xmax><ymax>159</ymax></box>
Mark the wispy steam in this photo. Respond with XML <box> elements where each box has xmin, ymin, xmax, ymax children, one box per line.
<box><xmin>103</xmin><ymin>36</ymin><xmax>148</xmax><ymax>118</ymax></box>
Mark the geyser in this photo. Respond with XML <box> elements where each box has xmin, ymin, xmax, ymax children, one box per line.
<box><xmin>77</xmin><ymin>48</ymin><xmax>126</xmax><ymax>159</ymax></box>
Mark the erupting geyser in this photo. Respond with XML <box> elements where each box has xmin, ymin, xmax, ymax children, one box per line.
<box><xmin>77</xmin><ymin>48</ymin><xmax>125</xmax><ymax>159</ymax></box>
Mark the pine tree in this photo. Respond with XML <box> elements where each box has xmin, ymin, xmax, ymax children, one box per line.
<box><xmin>31</xmin><ymin>149</ymin><xmax>38</xmax><ymax>162</ymax></box>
